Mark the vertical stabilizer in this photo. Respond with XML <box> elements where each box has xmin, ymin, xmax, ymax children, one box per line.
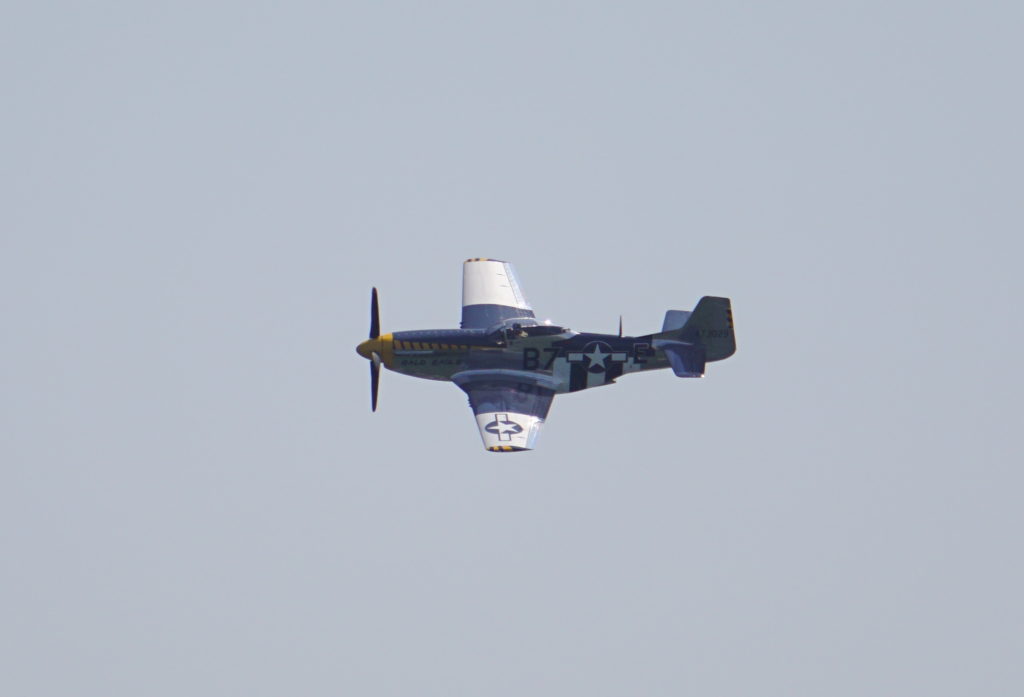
<box><xmin>654</xmin><ymin>297</ymin><xmax>735</xmax><ymax>377</ymax></box>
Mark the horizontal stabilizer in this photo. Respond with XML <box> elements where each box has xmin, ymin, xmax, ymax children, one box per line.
<box><xmin>662</xmin><ymin>310</ymin><xmax>691</xmax><ymax>332</ymax></box>
<box><xmin>652</xmin><ymin>339</ymin><xmax>705</xmax><ymax>377</ymax></box>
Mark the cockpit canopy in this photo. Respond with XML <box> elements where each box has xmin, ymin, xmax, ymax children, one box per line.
<box><xmin>521</xmin><ymin>324</ymin><xmax>568</xmax><ymax>336</ymax></box>
<box><xmin>486</xmin><ymin>320</ymin><xmax>571</xmax><ymax>344</ymax></box>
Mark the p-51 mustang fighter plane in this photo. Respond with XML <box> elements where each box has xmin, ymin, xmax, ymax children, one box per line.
<box><xmin>356</xmin><ymin>259</ymin><xmax>736</xmax><ymax>452</ymax></box>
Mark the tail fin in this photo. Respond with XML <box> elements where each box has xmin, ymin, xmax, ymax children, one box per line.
<box><xmin>654</xmin><ymin>297</ymin><xmax>736</xmax><ymax>377</ymax></box>
<box><xmin>681</xmin><ymin>296</ymin><xmax>736</xmax><ymax>361</ymax></box>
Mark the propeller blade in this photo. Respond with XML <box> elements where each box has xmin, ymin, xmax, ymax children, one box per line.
<box><xmin>369</xmin><ymin>287</ymin><xmax>380</xmax><ymax>339</ymax></box>
<box><xmin>618</xmin><ymin>315</ymin><xmax>623</xmax><ymax>337</ymax></box>
<box><xmin>370</xmin><ymin>353</ymin><xmax>380</xmax><ymax>412</ymax></box>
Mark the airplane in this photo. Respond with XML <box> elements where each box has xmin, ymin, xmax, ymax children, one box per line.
<box><xmin>356</xmin><ymin>258</ymin><xmax>736</xmax><ymax>452</ymax></box>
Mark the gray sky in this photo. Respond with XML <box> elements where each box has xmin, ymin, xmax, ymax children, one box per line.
<box><xmin>3</xmin><ymin>2</ymin><xmax>1022</xmax><ymax>695</ymax></box>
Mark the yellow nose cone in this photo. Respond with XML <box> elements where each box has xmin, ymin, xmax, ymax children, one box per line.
<box><xmin>356</xmin><ymin>334</ymin><xmax>393</xmax><ymax>365</ymax></box>
<box><xmin>356</xmin><ymin>338</ymin><xmax>377</xmax><ymax>360</ymax></box>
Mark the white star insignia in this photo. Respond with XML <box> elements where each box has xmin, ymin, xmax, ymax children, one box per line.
<box><xmin>585</xmin><ymin>345</ymin><xmax>609</xmax><ymax>370</ymax></box>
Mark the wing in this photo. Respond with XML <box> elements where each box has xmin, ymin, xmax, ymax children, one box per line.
<box><xmin>452</xmin><ymin>370</ymin><xmax>556</xmax><ymax>452</ymax></box>
<box><xmin>461</xmin><ymin>258</ymin><xmax>536</xmax><ymax>329</ymax></box>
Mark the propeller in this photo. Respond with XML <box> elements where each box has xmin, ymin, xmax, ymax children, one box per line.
<box><xmin>370</xmin><ymin>286</ymin><xmax>380</xmax><ymax>342</ymax></box>
<box><xmin>370</xmin><ymin>352</ymin><xmax>380</xmax><ymax>412</ymax></box>
<box><xmin>618</xmin><ymin>315</ymin><xmax>623</xmax><ymax>337</ymax></box>
<box><xmin>363</xmin><ymin>287</ymin><xmax>382</xmax><ymax>412</ymax></box>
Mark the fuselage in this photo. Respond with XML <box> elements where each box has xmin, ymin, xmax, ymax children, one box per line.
<box><xmin>357</xmin><ymin>324</ymin><xmax>671</xmax><ymax>394</ymax></box>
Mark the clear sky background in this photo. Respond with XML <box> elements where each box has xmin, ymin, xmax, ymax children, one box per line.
<box><xmin>3</xmin><ymin>2</ymin><xmax>1022</xmax><ymax>695</ymax></box>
